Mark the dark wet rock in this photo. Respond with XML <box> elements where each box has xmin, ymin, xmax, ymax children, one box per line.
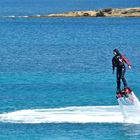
<box><xmin>121</xmin><ymin>11</ymin><xmax>128</xmax><ymax>14</ymax></box>
<box><xmin>83</xmin><ymin>13</ymin><xmax>90</xmax><ymax>16</ymax></box>
<box><xmin>96</xmin><ymin>11</ymin><xmax>105</xmax><ymax>17</ymax></box>
<box><xmin>102</xmin><ymin>8</ymin><xmax>112</xmax><ymax>13</ymax></box>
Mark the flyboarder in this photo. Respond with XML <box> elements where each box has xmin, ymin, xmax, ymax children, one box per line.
<box><xmin>112</xmin><ymin>49</ymin><xmax>131</xmax><ymax>97</ymax></box>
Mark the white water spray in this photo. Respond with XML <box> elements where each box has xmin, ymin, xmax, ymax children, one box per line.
<box><xmin>0</xmin><ymin>92</ymin><xmax>140</xmax><ymax>124</ymax></box>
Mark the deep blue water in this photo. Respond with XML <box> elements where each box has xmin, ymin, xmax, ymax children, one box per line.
<box><xmin>1</xmin><ymin>123</ymin><xmax>140</xmax><ymax>140</ymax></box>
<box><xmin>0</xmin><ymin>17</ymin><xmax>140</xmax><ymax>140</ymax></box>
<box><xmin>0</xmin><ymin>18</ymin><xmax>140</xmax><ymax>112</ymax></box>
<box><xmin>0</xmin><ymin>0</ymin><xmax>140</xmax><ymax>16</ymax></box>
<box><xmin>0</xmin><ymin>0</ymin><xmax>140</xmax><ymax>139</ymax></box>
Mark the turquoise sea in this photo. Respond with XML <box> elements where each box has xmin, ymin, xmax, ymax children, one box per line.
<box><xmin>0</xmin><ymin>0</ymin><xmax>140</xmax><ymax>140</ymax></box>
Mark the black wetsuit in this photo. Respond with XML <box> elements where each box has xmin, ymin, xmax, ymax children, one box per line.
<box><xmin>112</xmin><ymin>54</ymin><xmax>130</xmax><ymax>91</ymax></box>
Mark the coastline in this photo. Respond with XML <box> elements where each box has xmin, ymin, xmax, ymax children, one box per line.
<box><xmin>1</xmin><ymin>7</ymin><xmax>140</xmax><ymax>19</ymax></box>
<box><xmin>47</xmin><ymin>7</ymin><xmax>140</xmax><ymax>18</ymax></box>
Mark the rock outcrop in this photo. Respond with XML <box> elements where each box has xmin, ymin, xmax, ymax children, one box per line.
<box><xmin>47</xmin><ymin>7</ymin><xmax>140</xmax><ymax>17</ymax></box>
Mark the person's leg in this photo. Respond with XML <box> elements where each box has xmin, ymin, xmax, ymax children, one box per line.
<box><xmin>116</xmin><ymin>69</ymin><xmax>121</xmax><ymax>91</ymax></box>
<box><xmin>121</xmin><ymin>66</ymin><xmax>128</xmax><ymax>88</ymax></box>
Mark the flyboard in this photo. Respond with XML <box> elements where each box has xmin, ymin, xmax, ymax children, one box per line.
<box><xmin>116</xmin><ymin>87</ymin><xmax>140</xmax><ymax>122</ymax></box>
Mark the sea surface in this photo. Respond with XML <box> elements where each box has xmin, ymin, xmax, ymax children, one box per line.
<box><xmin>0</xmin><ymin>0</ymin><xmax>140</xmax><ymax>16</ymax></box>
<box><xmin>0</xmin><ymin>0</ymin><xmax>140</xmax><ymax>140</ymax></box>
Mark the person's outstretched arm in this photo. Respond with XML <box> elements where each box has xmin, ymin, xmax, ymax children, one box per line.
<box><xmin>122</xmin><ymin>55</ymin><xmax>131</xmax><ymax>69</ymax></box>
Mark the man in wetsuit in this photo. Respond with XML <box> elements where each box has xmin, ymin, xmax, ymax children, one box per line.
<box><xmin>112</xmin><ymin>49</ymin><xmax>131</xmax><ymax>93</ymax></box>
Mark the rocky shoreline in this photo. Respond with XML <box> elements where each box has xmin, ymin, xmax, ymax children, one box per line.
<box><xmin>3</xmin><ymin>7</ymin><xmax>140</xmax><ymax>19</ymax></box>
<box><xmin>45</xmin><ymin>7</ymin><xmax>140</xmax><ymax>18</ymax></box>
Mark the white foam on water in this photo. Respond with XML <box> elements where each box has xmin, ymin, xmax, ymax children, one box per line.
<box><xmin>0</xmin><ymin>106</ymin><xmax>125</xmax><ymax>124</ymax></box>
<box><xmin>1</xmin><ymin>15</ymin><xmax>30</xmax><ymax>19</ymax></box>
<box><xmin>0</xmin><ymin>105</ymin><xmax>140</xmax><ymax>124</ymax></box>
<box><xmin>0</xmin><ymin>92</ymin><xmax>140</xmax><ymax>124</ymax></box>
<box><xmin>117</xmin><ymin>92</ymin><xmax>140</xmax><ymax>124</ymax></box>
